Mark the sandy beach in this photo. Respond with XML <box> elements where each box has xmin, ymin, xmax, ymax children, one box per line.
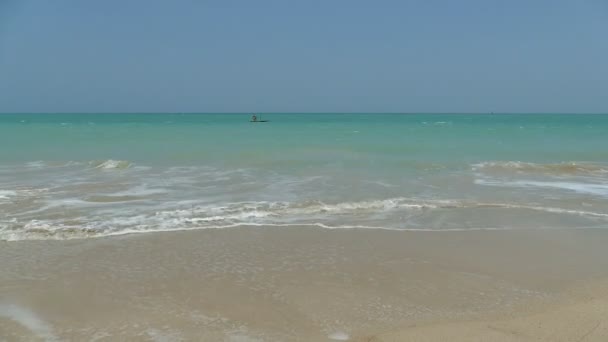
<box><xmin>2</xmin><ymin>227</ymin><xmax>608</xmax><ymax>341</ymax></box>
<box><xmin>3</xmin><ymin>0</ymin><xmax>607</xmax><ymax>339</ymax></box>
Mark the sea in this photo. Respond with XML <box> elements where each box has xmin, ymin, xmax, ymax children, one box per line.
<box><xmin>1</xmin><ymin>113</ymin><xmax>608</xmax><ymax>241</ymax></box>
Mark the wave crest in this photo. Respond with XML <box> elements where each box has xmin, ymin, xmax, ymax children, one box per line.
<box><xmin>472</xmin><ymin>161</ymin><xmax>608</xmax><ymax>175</ymax></box>
<box><xmin>3</xmin><ymin>197</ymin><xmax>608</xmax><ymax>241</ymax></box>
<box><xmin>89</xmin><ymin>160</ymin><xmax>132</xmax><ymax>170</ymax></box>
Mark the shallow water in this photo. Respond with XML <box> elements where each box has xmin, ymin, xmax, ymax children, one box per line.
<box><xmin>1</xmin><ymin>113</ymin><xmax>608</xmax><ymax>240</ymax></box>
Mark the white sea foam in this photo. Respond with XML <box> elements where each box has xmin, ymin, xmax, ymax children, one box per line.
<box><xmin>0</xmin><ymin>222</ymin><xmax>506</xmax><ymax>241</ymax></box>
<box><xmin>145</xmin><ymin>328</ymin><xmax>184</xmax><ymax>342</ymax></box>
<box><xmin>472</xmin><ymin>161</ymin><xmax>608</xmax><ymax>175</ymax></box>
<box><xmin>3</xmin><ymin>159</ymin><xmax>608</xmax><ymax>241</ymax></box>
<box><xmin>0</xmin><ymin>188</ymin><xmax>49</xmax><ymax>202</ymax></box>
<box><xmin>6</xmin><ymin>159</ymin><xmax>133</xmax><ymax>172</ymax></box>
<box><xmin>476</xmin><ymin>179</ymin><xmax>608</xmax><ymax>197</ymax></box>
<box><xmin>3</xmin><ymin>196</ymin><xmax>608</xmax><ymax>241</ymax></box>
<box><xmin>112</xmin><ymin>184</ymin><xmax>168</xmax><ymax>197</ymax></box>
<box><xmin>152</xmin><ymin>198</ymin><xmax>439</xmax><ymax>221</ymax></box>
<box><xmin>90</xmin><ymin>159</ymin><xmax>132</xmax><ymax>169</ymax></box>
<box><xmin>24</xmin><ymin>160</ymin><xmax>82</xmax><ymax>169</ymax></box>
<box><xmin>0</xmin><ymin>190</ymin><xmax>18</xmax><ymax>199</ymax></box>
<box><xmin>25</xmin><ymin>160</ymin><xmax>47</xmax><ymax>168</ymax></box>
<box><xmin>328</xmin><ymin>331</ymin><xmax>350</xmax><ymax>340</ymax></box>
<box><xmin>19</xmin><ymin>159</ymin><xmax>135</xmax><ymax>170</ymax></box>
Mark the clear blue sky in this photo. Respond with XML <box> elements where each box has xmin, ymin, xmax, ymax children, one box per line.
<box><xmin>0</xmin><ymin>0</ymin><xmax>606</xmax><ymax>113</ymax></box>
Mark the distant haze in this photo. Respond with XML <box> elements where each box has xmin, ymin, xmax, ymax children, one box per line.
<box><xmin>0</xmin><ymin>0</ymin><xmax>607</xmax><ymax>113</ymax></box>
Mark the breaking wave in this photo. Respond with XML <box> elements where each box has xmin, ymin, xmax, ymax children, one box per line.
<box><xmin>472</xmin><ymin>161</ymin><xmax>608</xmax><ymax>175</ymax></box>
<box><xmin>89</xmin><ymin>160</ymin><xmax>133</xmax><ymax>170</ymax></box>
<box><xmin>14</xmin><ymin>159</ymin><xmax>135</xmax><ymax>170</ymax></box>
<box><xmin>475</xmin><ymin>179</ymin><xmax>608</xmax><ymax>197</ymax></box>
<box><xmin>2</xmin><ymin>198</ymin><xmax>608</xmax><ymax>241</ymax></box>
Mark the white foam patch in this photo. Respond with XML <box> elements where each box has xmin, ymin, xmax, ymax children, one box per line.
<box><xmin>0</xmin><ymin>303</ymin><xmax>58</xmax><ymax>341</ymax></box>
<box><xmin>476</xmin><ymin>179</ymin><xmax>608</xmax><ymax>197</ymax></box>
<box><xmin>90</xmin><ymin>159</ymin><xmax>132</xmax><ymax>169</ymax></box>
<box><xmin>145</xmin><ymin>328</ymin><xmax>183</xmax><ymax>342</ymax></box>
<box><xmin>328</xmin><ymin>331</ymin><xmax>350</xmax><ymax>340</ymax></box>
<box><xmin>472</xmin><ymin>161</ymin><xmax>608</xmax><ymax>175</ymax></box>
<box><xmin>0</xmin><ymin>221</ymin><xmax>521</xmax><ymax>242</ymax></box>
<box><xmin>0</xmin><ymin>190</ymin><xmax>17</xmax><ymax>199</ymax></box>
<box><xmin>0</xmin><ymin>188</ymin><xmax>49</xmax><ymax>203</ymax></box>
<box><xmin>101</xmin><ymin>184</ymin><xmax>168</xmax><ymax>198</ymax></box>
<box><xmin>25</xmin><ymin>161</ymin><xmax>47</xmax><ymax>168</ymax></box>
<box><xmin>4</xmin><ymin>193</ymin><xmax>608</xmax><ymax>241</ymax></box>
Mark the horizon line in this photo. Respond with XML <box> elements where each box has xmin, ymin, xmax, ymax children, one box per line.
<box><xmin>2</xmin><ymin>112</ymin><xmax>608</xmax><ymax>115</ymax></box>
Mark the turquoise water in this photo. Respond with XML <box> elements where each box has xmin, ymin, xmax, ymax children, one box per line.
<box><xmin>1</xmin><ymin>113</ymin><xmax>608</xmax><ymax>240</ymax></box>
<box><xmin>2</xmin><ymin>113</ymin><xmax>608</xmax><ymax>165</ymax></box>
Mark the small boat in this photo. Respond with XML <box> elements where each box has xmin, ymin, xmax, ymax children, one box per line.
<box><xmin>250</xmin><ymin>114</ymin><xmax>269</xmax><ymax>123</ymax></box>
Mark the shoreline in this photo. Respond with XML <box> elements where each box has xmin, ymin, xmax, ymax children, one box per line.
<box><xmin>2</xmin><ymin>227</ymin><xmax>608</xmax><ymax>341</ymax></box>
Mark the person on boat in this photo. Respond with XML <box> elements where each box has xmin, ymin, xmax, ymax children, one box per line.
<box><xmin>251</xmin><ymin>114</ymin><xmax>257</xmax><ymax>122</ymax></box>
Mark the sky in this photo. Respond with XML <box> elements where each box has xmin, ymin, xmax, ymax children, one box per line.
<box><xmin>0</xmin><ymin>0</ymin><xmax>606</xmax><ymax>113</ymax></box>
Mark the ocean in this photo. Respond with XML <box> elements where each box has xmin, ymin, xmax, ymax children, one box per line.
<box><xmin>1</xmin><ymin>113</ymin><xmax>608</xmax><ymax>241</ymax></box>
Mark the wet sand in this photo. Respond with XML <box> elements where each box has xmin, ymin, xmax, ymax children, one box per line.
<box><xmin>372</xmin><ymin>283</ymin><xmax>608</xmax><ymax>341</ymax></box>
<box><xmin>2</xmin><ymin>227</ymin><xmax>608</xmax><ymax>341</ymax></box>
